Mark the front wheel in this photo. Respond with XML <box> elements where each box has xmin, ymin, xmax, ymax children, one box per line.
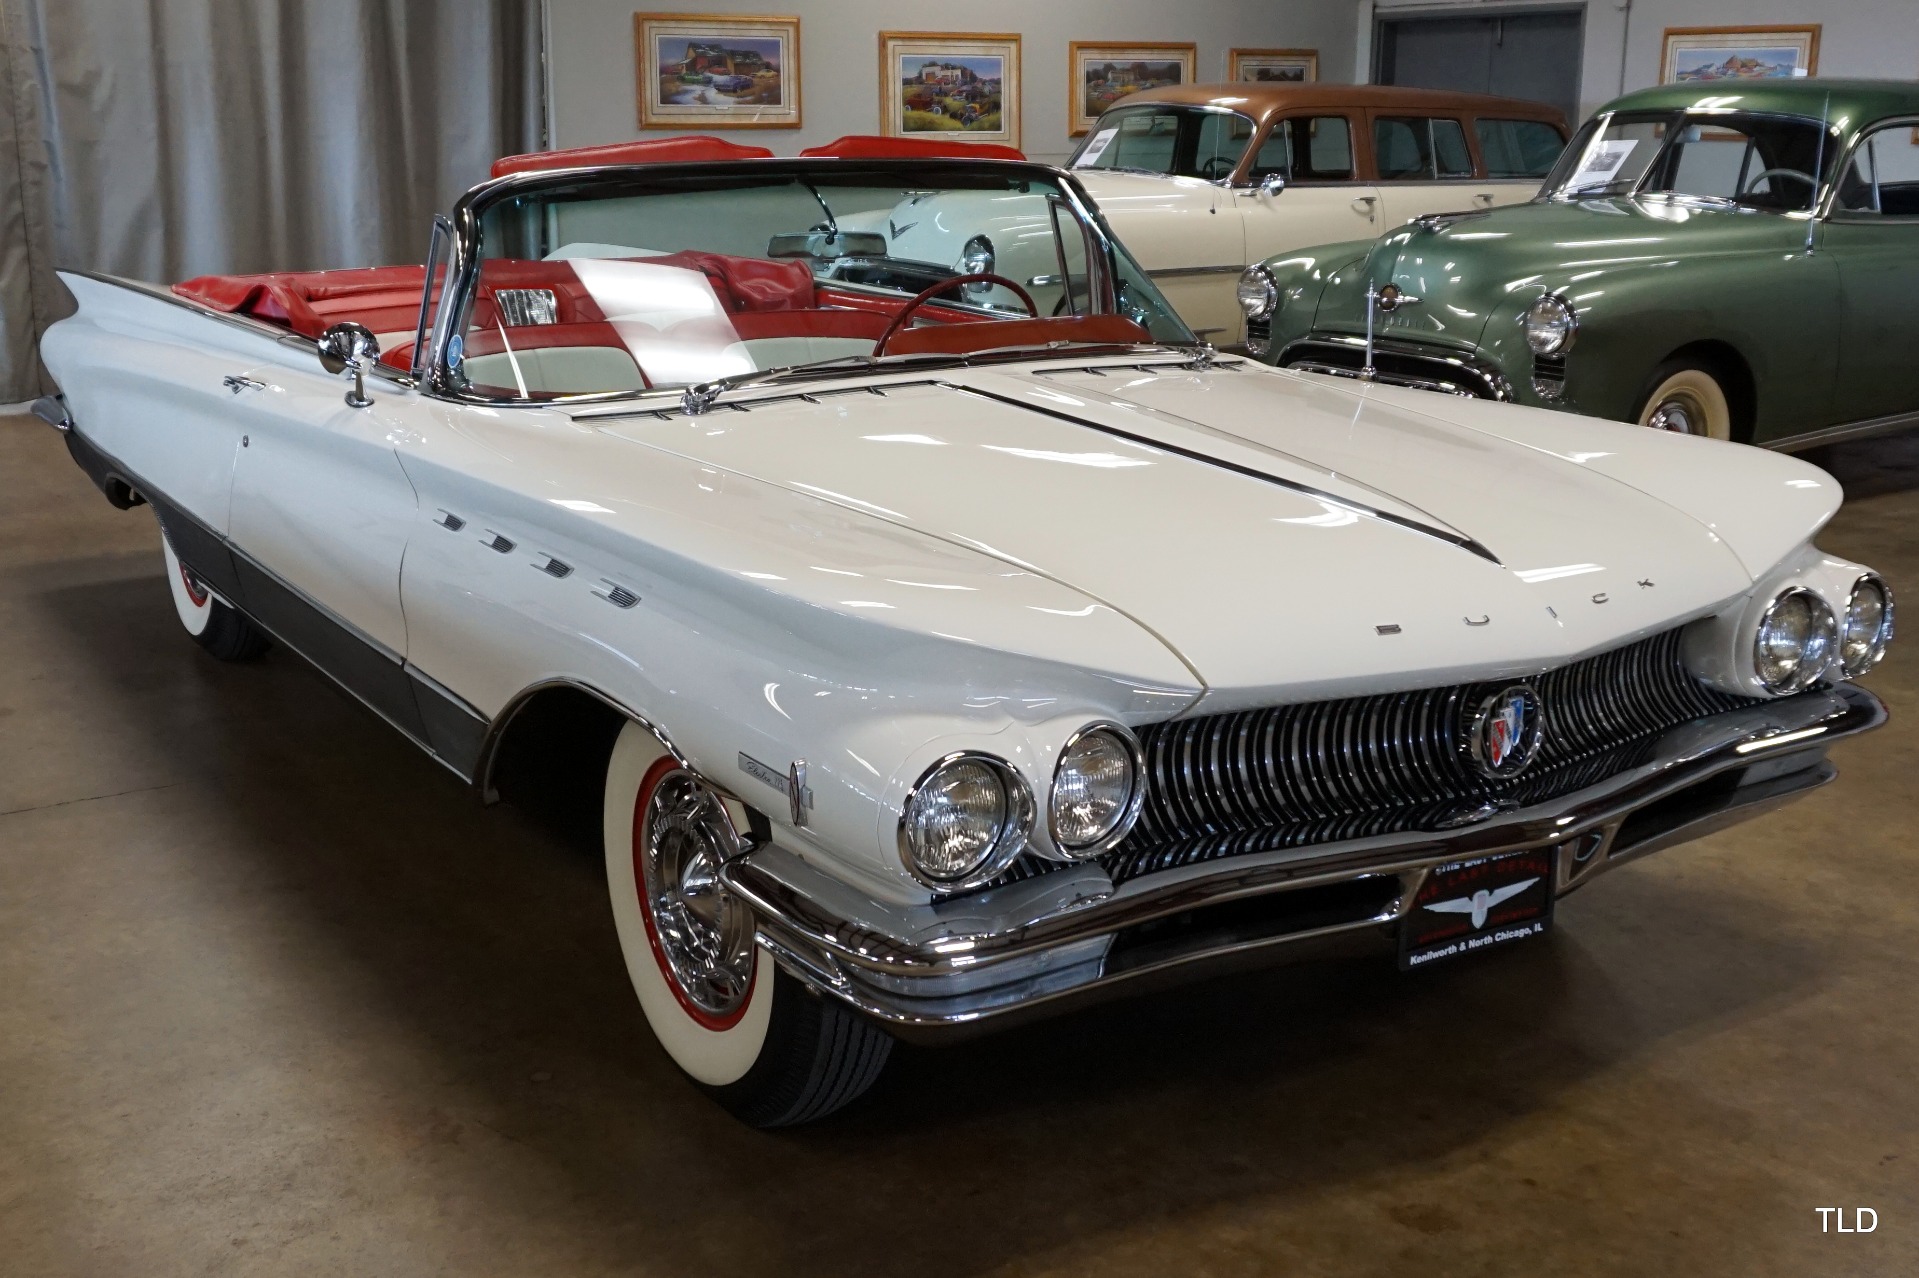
<box><xmin>159</xmin><ymin>519</ymin><xmax>271</xmax><ymax>661</ymax></box>
<box><xmin>602</xmin><ymin>721</ymin><xmax>892</xmax><ymax>1126</ymax></box>
<box><xmin>1635</xmin><ymin>361</ymin><xmax>1733</xmax><ymax>440</ymax></box>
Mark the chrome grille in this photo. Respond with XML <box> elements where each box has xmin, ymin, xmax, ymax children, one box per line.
<box><xmin>1102</xmin><ymin>627</ymin><xmax>1755</xmax><ymax>884</ymax></box>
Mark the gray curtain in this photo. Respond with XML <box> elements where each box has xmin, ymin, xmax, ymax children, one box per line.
<box><xmin>0</xmin><ymin>0</ymin><xmax>545</xmax><ymax>402</ymax></box>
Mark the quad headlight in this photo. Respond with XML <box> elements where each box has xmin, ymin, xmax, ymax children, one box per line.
<box><xmin>898</xmin><ymin>752</ymin><xmax>1032</xmax><ymax>888</ymax></box>
<box><xmin>1753</xmin><ymin>587</ymin><xmax>1838</xmax><ymax>694</ymax></box>
<box><xmin>1048</xmin><ymin>724</ymin><xmax>1145</xmax><ymax>855</ymax></box>
<box><xmin>1841</xmin><ymin>574</ymin><xmax>1895</xmax><ymax>678</ymax></box>
<box><xmin>1523</xmin><ymin>293</ymin><xmax>1577</xmax><ymax>355</ymax></box>
<box><xmin>1237</xmin><ymin>265</ymin><xmax>1278</xmax><ymax>322</ymax></box>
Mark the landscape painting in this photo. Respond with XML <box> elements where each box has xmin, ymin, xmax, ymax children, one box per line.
<box><xmin>635</xmin><ymin>13</ymin><xmax>801</xmax><ymax>129</ymax></box>
<box><xmin>1660</xmin><ymin>25</ymin><xmax>1819</xmax><ymax>85</ymax></box>
<box><xmin>1068</xmin><ymin>42</ymin><xmax>1195</xmax><ymax>136</ymax></box>
<box><xmin>1229</xmin><ymin>49</ymin><xmax>1318</xmax><ymax>84</ymax></box>
<box><xmin>880</xmin><ymin>33</ymin><xmax>1021</xmax><ymax>146</ymax></box>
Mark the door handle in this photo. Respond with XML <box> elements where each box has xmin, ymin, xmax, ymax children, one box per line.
<box><xmin>223</xmin><ymin>374</ymin><xmax>266</xmax><ymax>395</ymax></box>
<box><xmin>1352</xmin><ymin>195</ymin><xmax>1378</xmax><ymax>215</ymax></box>
<box><xmin>1472</xmin><ymin>192</ymin><xmax>1497</xmax><ymax>206</ymax></box>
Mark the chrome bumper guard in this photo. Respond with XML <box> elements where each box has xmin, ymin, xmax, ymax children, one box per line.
<box><xmin>721</xmin><ymin>685</ymin><xmax>1884</xmax><ymax>1041</ymax></box>
<box><xmin>1278</xmin><ymin>334</ymin><xmax>1512</xmax><ymax>401</ymax></box>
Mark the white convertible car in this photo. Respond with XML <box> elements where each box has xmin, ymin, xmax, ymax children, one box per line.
<box><xmin>36</xmin><ymin>141</ymin><xmax>1892</xmax><ymax>1126</ymax></box>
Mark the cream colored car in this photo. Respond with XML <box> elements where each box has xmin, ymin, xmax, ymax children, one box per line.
<box><xmin>1068</xmin><ymin>83</ymin><xmax>1569</xmax><ymax>343</ymax></box>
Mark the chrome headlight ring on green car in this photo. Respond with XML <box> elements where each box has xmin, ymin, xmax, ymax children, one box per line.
<box><xmin>1522</xmin><ymin>293</ymin><xmax>1578</xmax><ymax>355</ymax></box>
<box><xmin>1238</xmin><ymin>264</ymin><xmax>1280</xmax><ymax>357</ymax></box>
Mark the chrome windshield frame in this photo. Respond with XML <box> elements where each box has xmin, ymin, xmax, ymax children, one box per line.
<box><xmin>419</xmin><ymin>157</ymin><xmax>1195</xmax><ymax>410</ymax></box>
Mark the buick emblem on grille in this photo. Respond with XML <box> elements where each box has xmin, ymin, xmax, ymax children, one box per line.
<box><xmin>1466</xmin><ymin>684</ymin><xmax>1545</xmax><ymax>779</ymax></box>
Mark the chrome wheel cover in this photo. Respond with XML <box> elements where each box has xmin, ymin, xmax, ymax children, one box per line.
<box><xmin>639</xmin><ymin>771</ymin><xmax>756</xmax><ymax>1019</ymax></box>
<box><xmin>1646</xmin><ymin>395</ymin><xmax>1698</xmax><ymax>434</ymax></box>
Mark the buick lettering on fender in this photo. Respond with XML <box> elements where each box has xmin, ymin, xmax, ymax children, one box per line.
<box><xmin>35</xmin><ymin>139</ymin><xmax>1892</xmax><ymax>1126</ymax></box>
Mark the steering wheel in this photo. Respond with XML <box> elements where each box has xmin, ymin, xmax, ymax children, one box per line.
<box><xmin>872</xmin><ymin>273</ymin><xmax>1039</xmax><ymax>357</ymax></box>
<box><xmin>1199</xmin><ymin>155</ymin><xmax>1236</xmax><ymax>181</ymax></box>
<box><xmin>1740</xmin><ymin>167</ymin><xmax>1816</xmax><ymax>199</ymax></box>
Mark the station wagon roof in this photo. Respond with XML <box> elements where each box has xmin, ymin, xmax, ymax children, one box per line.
<box><xmin>1112</xmin><ymin>82</ymin><xmax>1567</xmax><ymax>130</ymax></box>
<box><xmin>1598</xmin><ymin>79</ymin><xmax>1919</xmax><ymax>133</ymax></box>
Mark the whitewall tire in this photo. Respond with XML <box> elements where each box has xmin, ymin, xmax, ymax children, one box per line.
<box><xmin>159</xmin><ymin>518</ymin><xmax>270</xmax><ymax>661</ymax></box>
<box><xmin>602</xmin><ymin>720</ymin><xmax>892</xmax><ymax>1125</ymax></box>
<box><xmin>1636</xmin><ymin>362</ymin><xmax>1733</xmax><ymax>440</ymax></box>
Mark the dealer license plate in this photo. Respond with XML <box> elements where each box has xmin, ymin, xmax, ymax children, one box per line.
<box><xmin>1400</xmin><ymin>846</ymin><xmax>1556</xmax><ymax>970</ymax></box>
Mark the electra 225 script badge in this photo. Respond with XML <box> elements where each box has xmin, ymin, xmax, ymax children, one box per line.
<box><xmin>1401</xmin><ymin>846</ymin><xmax>1557</xmax><ymax>970</ymax></box>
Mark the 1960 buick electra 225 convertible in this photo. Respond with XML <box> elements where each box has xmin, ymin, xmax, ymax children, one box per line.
<box><xmin>1240</xmin><ymin>80</ymin><xmax>1919</xmax><ymax>448</ymax></box>
<box><xmin>34</xmin><ymin>143</ymin><xmax>1893</xmax><ymax>1125</ymax></box>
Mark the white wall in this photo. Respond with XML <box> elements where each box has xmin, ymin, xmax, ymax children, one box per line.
<box><xmin>1361</xmin><ymin>0</ymin><xmax>1919</xmax><ymax>125</ymax></box>
<box><xmin>545</xmin><ymin>0</ymin><xmax>1362</xmax><ymax>164</ymax></box>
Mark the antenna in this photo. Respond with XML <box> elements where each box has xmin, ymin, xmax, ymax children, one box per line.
<box><xmin>1806</xmin><ymin>93</ymin><xmax>1830</xmax><ymax>256</ymax></box>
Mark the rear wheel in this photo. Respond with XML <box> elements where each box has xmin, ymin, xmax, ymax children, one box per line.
<box><xmin>159</xmin><ymin>520</ymin><xmax>271</xmax><ymax>661</ymax></box>
<box><xmin>1635</xmin><ymin>361</ymin><xmax>1733</xmax><ymax>440</ymax></box>
<box><xmin>602</xmin><ymin>721</ymin><xmax>892</xmax><ymax>1126</ymax></box>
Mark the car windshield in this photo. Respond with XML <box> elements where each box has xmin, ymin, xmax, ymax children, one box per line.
<box><xmin>1070</xmin><ymin>105</ymin><xmax>1255</xmax><ymax>181</ymax></box>
<box><xmin>1545</xmin><ymin>109</ymin><xmax>1838</xmax><ymax>210</ymax></box>
<box><xmin>445</xmin><ymin>166</ymin><xmax>1190</xmax><ymax>401</ymax></box>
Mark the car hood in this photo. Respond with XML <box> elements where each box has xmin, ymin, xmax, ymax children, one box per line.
<box><xmin>593</xmin><ymin>356</ymin><xmax>1836</xmax><ymax>712</ymax></box>
<box><xmin>1310</xmin><ymin>197</ymin><xmax>1809</xmax><ymax>348</ymax></box>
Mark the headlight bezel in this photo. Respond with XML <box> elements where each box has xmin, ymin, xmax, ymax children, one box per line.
<box><xmin>1237</xmin><ymin>264</ymin><xmax>1279</xmax><ymax>322</ymax></box>
<box><xmin>1841</xmin><ymin>573</ymin><xmax>1895</xmax><ymax>678</ymax></box>
<box><xmin>896</xmin><ymin>751</ymin><xmax>1034</xmax><ymax>890</ymax></box>
<box><xmin>1523</xmin><ymin>293</ymin><xmax>1578</xmax><ymax>355</ymax></box>
<box><xmin>959</xmin><ymin>234</ymin><xmax>995</xmax><ymax>295</ymax></box>
<box><xmin>1752</xmin><ymin>585</ymin><xmax>1839</xmax><ymax>694</ymax></box>
<box><xmin>1045</xmin><ymin>721</ymin><xmax>1147</xmax><ymax>858</ymax></box>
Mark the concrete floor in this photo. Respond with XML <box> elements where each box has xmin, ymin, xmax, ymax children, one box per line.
<box><xmin>1</xmin><ymin>409</ymin><xmax>1914</xmax><ymax>1277</ymax></box>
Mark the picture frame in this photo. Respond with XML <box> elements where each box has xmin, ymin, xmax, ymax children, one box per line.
<box><xmin>1067</xmin><ymin>41</ymin><xmax>1197</xmax><ymax>137</ymax></box>
<box><xmin>879</xmin><ymin>31</ymin><xmax>1021</xmax><ymax>149</ymax></box>
<box><xmin>1658</xmin><ymin>25</ymin><xmax>1820</xmax><ymax>85</ymax></box>
<box><xmin>634</xmin><ymin>12</ymin><xmax>801</xmax><ymax>130</ymax></box>
<box><xmin>1228</xmin><ymin>48</ymin><xmax>1318</xmax><ymax>84</ymax></box>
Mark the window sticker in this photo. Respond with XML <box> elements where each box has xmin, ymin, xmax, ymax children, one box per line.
<box><xmin>1565</xmin><ymin>139</ymin><xmax>1638</xmax><ymax>193</ymax></box>
<box><xmin>1075</xmin><ymin>127</ymin><xmax>1118</xmax><ymax>167</ymax></box>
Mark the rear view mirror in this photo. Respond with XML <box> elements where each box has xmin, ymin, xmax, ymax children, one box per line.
<box><xmin>767</xmin><ymin>230</ymin><xmax>889</xmax><ymax>259</ymax></box>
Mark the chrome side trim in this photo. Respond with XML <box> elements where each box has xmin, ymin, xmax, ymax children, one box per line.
<box><xmin>1146</xmin><ymin>264</ymin><xmax>1246</xmax><ymax>279</ymax></box>
<box><xmin>30</xmin><ymin>395</ymin><xmax>70</xmax><ymax>431</ymax></box>
<box><xmin>1765</xmin><ymin>408</ymin><xmax>1919</xmax><ymax>453</ymax></box>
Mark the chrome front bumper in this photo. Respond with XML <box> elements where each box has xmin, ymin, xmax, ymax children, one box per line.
<box><xmin>721</xmin><ymin>685</ymin><xmax>1884</xmax><ymax>1041</ymax></box>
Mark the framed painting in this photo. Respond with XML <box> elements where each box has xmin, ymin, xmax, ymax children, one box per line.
<box><xmin>1659</xmin><ymin>25</ymin><xmax>1820</xmax><ymax>85</ymax></box>
<box><xmin>879</xmin><ymin>31</ymin><xmax>1021</xmax><ymax>148</ymax></box>
<box><xmin>1067</xmin><ymin>41</ymin><xmax>1196</xmax><ymax>136</ymax></box>
<box><xmin>635</xmin><ymin>12</ymin><xmax>801</xmax><ymax>129</ymax></box>
<box><xmin>1229</xmin><ymin>48</ymin><xmax>1317</xmax><ymax>84</ymax></box>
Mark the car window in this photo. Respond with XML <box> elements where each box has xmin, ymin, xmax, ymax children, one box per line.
<box><xmin>1072</xmin><ymin>105</ymin><xmax>1255</xmax><ymax>180</ymax></box>
<box><xmin>1835</xmin><ymin>121</ymin><xmax>1919</xmax><ymax>217</ymax></box>
<box><xmin>1249</xmin><ymin>115</ymin><xmax>1355</xmax><ymax>182</ymax></box>
<box><xmin>1475</xmin><ymin>118</ymin><xmax>1566</xmax><ymax>178</ymax></box>
<box><xmin>1374</xmin><ymin>116</ymin><xmax>1473</xmax><ymax>181</ymax></box>
<box><xmin>1545</xmin><ymin>114</ymin><xmax>1671</xmax><ymax>198</ymax></box>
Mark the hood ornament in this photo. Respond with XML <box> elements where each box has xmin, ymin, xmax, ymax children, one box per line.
<box><xmin>1361</xmin><ymin>283</ymin><xmax>1419</xmax><ymax>380</ymax></box>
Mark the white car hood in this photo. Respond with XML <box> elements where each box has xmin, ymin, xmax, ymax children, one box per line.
<box><xmin>596</xmin><ymin>358</ymin><xmax>1837</xmax><ymax>712</ymax></box>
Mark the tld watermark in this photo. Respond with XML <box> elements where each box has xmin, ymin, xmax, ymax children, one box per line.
<box><xmin>1816</xmin><ymin>1208</ymin><xmax>1878</xmax><ymax>1233</ymax></box>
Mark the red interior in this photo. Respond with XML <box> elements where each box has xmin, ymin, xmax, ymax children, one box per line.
<box><xmin>490</xmin><ymin>136</ymin><xmax>774</xmax><ymax>178</ymax></box>
<box><xmin>797</xmin><ymin>135</ymin><xmax>1027</xmax><ymax>162</ymax></box>
<box><xmin>176</xmin><ymin>249</ymin><xmax>1144</xmax><ymax>386</ymax></box>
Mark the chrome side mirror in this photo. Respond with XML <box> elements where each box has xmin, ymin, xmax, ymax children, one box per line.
<box><xmin>1258</xmin><ymin>172</ymin><xmax>1287</xmax><ymax>198</ymax></box>
<box><xmin>318</xmin><ymin>321</ymin><xmax>380</xmax><ymax>408</ymax></box>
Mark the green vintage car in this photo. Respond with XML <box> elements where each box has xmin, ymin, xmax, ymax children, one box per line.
<box><xmin>1238</xmin><ymin>79</ymin><xmax>1919</xmax><ymax>446</ymax></box>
